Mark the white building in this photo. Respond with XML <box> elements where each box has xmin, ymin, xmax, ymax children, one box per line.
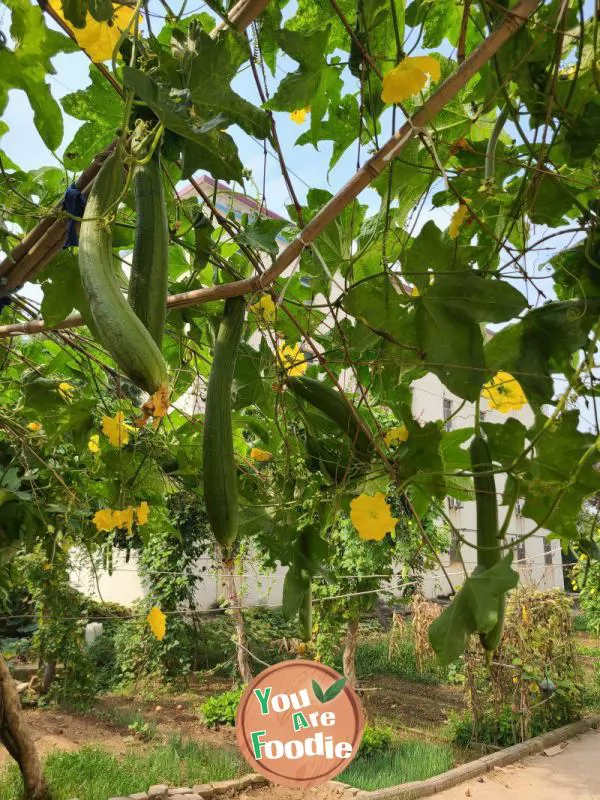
<box><xmin>70</xmin><ymin>177</ymin><xmax>564</xmax><ymax>608</ymax></box>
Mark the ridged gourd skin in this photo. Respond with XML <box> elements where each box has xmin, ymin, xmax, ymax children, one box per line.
<box><xmin>127</xmin><ymin>150</ymin><xmax>169</xmax><ymax>348</ymax></box>
<box><xmin>78</xmin><ymin>146</ymin><xmax>168</xmax><ymax>395</ymax></box>
<box><xmin>470</xmin><ymin>433</ymin><xmax>505</xmax><ymax>652</ymax></box>
<box><xmin>287</xmin><ymin>376</ymin><xmax>373</xmax><ymax>459</ymax></box>
<box><xmin>203</xmin><ymin>296</ymin><xmax>246</xmax><ymax>550</ymax></box>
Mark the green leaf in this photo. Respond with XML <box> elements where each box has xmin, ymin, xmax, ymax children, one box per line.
<box><xmin>423</xmin><ymin>273</ymin><xmax>527</xmax><ymax>324</ymax></box>
<box><xmin>88</xmin><ymin>0</ymin><xmax>114</xmax><ymax>23</ymax></box>
<box><xmin>485</xmin><ymin>299</ymin><xmax>600</xmax><ymax>407</ymax></box>
<box><xmin>311</xmin><ymin>679</ymin><xmax>326</xmax><ymax>703</ymax></box>
<box><xmin>237</xmin><ymin>218</ymin><xmax>290</xmax><ymax>255</ymax></box>
<box><xmin>481</xmin><ymin>419</ymin><xmax>527</xmax><ymax>468</ymax></box>
<box><xmin>61</xmin><ymin>67</ymin><xmax>123</xmax><ymax>171</ymax></box>
<box><xmin>429</xmin><ymin>554</ymin><xmax>519</xmax><ymax>664</ymax></box>
<box><xmin>39</xmin><ymin>251</ymin><xmax>87</xmax><ymax>327</ymax></box>
<box><xmin>62</xmin><ymin>0</ymin><xmax>87</xmax><ymax>27</ymax></box>
<box><xmin>343</xmin><ymin>275</ymin><xmax>417</xmax><ymax>346</ymax></box>
<box><xmin>0</xmin><ymin>1</ymin><xmax>76</xmax><ymax>151</ymax></box>
<box><xmin>565</xmin><ymin>101</ymin><xmax>600</xmax><ymax>161</ymax></box>
<box><xmin>323</xmin><ymin>677</ymin><xmax>346</xmax><ymax>702</ymax></box>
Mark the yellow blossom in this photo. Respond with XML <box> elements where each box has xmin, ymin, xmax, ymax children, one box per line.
<box><xmin>250</xmin><ymin>447</ymin><xmax>273</xmax><ymax>462</ymax></box>
<box><xmin>27</xmin><ymin>422</ymin><xmax>42</xmax><ymax>432</ymax></box>
<box><xmin>250</xmin><ymin>295</ymin><xmax>276</xmax><ymax>324</ymax></box>
<box><xmin>113</xmin><ymin>507</ymin><xmax>135</xmax><ymax>534</ymax></box>
<box><xmin>278</xmin><ymin>342</ymin><xmax>307</xmax><ymax>377</ymax></box>
<box><xmin>290</xmin><ymin>108</ymin><xmax>310</xmax><ymax>124</ymax></box>
<box><xmin>42</xmin><ymin>563</ymin><xmax>52</xmax><ymax>571</ymax></box>
<box><xmin>350</xmin><ymin>492</ymin><xmax>399</xmax><ymax>541</ymax></box>
<box><xmin>147</xmin><ymin>606</ymin><xmax>166</xmax><ymax>641</ymax></box>
<box><xmin>93</xmin><ymin>509</ymin><xmax>115</xmax><ymax>532</ymax></box>
<box><xmin>48</xmin><ymin>0</ymin><xmax>140</xmax><ymax>63</ymax></box>
<box><xmin>58</xmin><ymin>381</ymin><xmax>75</xmax><ymax>401</ymax></box>
<box><xmin>381</xmin><ymin>56</ymin><xmax>441</xmax><ymax>104</ymax></box>
<box><xmin>102</xmin><ymin>411</ymin><xmax>135</xmax><ymax>447</ymax></box>
<box><xmin>384</xmin><ymin>426</ymin><xmax>409</xmax><ymax>447</ymax></box>
<box><xmin>481</xmin><ymin>371</ymin><xmax>527</xmax><ymax>413</ymax></box>
<box><xmin>136</xmin><ymin>501</ymin><xmax>150</xmax><ymax>526</ymax></box>
<box><xmin>411</xmin><ymin>286</ymin><xmax>420</xmax><ymax>297</ymax></box>
<box><xmin>522</xmin><ymin>606</ymin><xmax>529</xmax><ymax>624</ymax></box>
<box><xmin>88</xmin><ymin>434</ymin><xmax>100</xmax><ymax>454</ymax></box>
<box><xmin>449</xmin><ymin>202</ymin><xmax>470</xmax><ymax>239</ymax></box>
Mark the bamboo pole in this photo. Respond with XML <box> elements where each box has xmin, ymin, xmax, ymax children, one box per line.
<box><xmin>0</xmin><ymin>0</ymin><xmax>541</xmax><ymax>339</ymax></box>
<box><xmin>0</xmin><ymin>0</ymin><xmax>271</xmax><ymax>291</ymax></box>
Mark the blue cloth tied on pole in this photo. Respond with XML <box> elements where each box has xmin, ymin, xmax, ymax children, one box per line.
<box><xmin>63</xmin><ymin>184</ymin><xmax>87</xmax><ymax>248</ymax></box>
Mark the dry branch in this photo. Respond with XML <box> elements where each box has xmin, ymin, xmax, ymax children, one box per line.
<box><xmin>0</xmin><ymin>0</ymin><xmax>541</xmax><ymax>339</ymax></box>
<box><xmin>0</xmin><ymin>0</ymin><xmax>272</xmax><ymax>292</ymax></box>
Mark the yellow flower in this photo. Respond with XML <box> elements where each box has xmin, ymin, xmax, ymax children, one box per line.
<box><xmin>93</xmin><ymin>509</ymin><xmax>115</xmax><ymax>532</ymax></box>
<box><xmin>136</xmin><ymin>501</ymin><xmax>150</xmax><ymax>526</ymax></box>
<box><xmin>522</xmin><ymin>606</ymin><xmax>529</xmax><ymax>624</ymax></box>
<box><xmin>48</xmin><ymin>0</ymin><xmax>140</xmax><ymax>63</ymax></box>
<box><xmin>113</xmin><ymin>507</ymin><xmax>135</xmax><ymax>534</ymax></box>
<box><xmin>27</xmin><ymin>422</ymin><xmax>42</xmax><ymax>432</ymax></box>
<box><xmin>58</xmin><ymin>381</ymin><xmax>75</xmax><ymax>401</ymax></box>
<box><xmin>384</xmin><ymin>426</ymin><xmax>409</xmax><ymax>447</ymax></box>
<box><xmin>147</xmin><ymin>606</ymin><xmax>166</xmax><ymax>641</ymax></box>
<box><xmin>250</xmin><ymin>447</ymin><xmax>273</xmax><ymax>462</ymax></box>
<box><xmin>102</xmin><ymin>411</ymin><xmax>135</xmax><ymax>447</ymax></box>
<box><xmin>250</xmin><ymin>295</ymin><xmax>276</xmax><ymax>324</ymax></box>
<box><xmin>278</xmin><ymin>342</ymin><xmax>307</xmax><ymax>377</ymax></box>
<box><xmin>481</xmin><ymin>371</ymin><xmax>527</xmax><ymax>413</ymax></box>
<box><xmin>290</xmin><ymin>108</ymin><xmax>310</xmax><ymax>124</ymax></box>
<box><xmin>350</xmin><ymin>492</ymin><xmax>399</xmax><ymax>541</ymax></box>
<box><xmin>381</xmin><ymin>56</ymin><xmax>441</xmax><ymax>104</ymax></box>
<box><xmin>88</xmin><ymin>434</ymin><xmax>100</xmax><ymax>454</ymax></box>
<box><xmin>42</xmin><ymin>563</ymin><xmax>52</xmax><ymax>571</ymax></box>
<box><xmin>411</xmin><ymin>286</ymin><xmax>420</xmax><ymax>297</ymax></box>
<box><xmin>449</xmin><ymin>204</ymin><xmax>469</xmax><ymax>239</ymax></box>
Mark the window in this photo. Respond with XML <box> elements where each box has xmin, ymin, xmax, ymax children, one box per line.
<box><xmin>443</xmin><ymin>398</ymin><xmax>453</xmax><ymax>431</ymax></box>
<box><xmin>479</xmin><ymin>409</ymin><xmax>486</xmax><ymax>423</ymax></box>
<box><xmin>513</xmin><ymin>535</ymin><xmax>526</xmax><ymax>562</ymax></box>
<box><xmin>299</xmin><ymin>346</ymin><xmax>317</xmax><ymax>363</ymax></box>
<box><xmin>447</xmin><ymin>496</ymin><xmax>463</xmax><ymax>510</ymax></box>
<box><xmin>449</xmin><ymin>531</ymin><xmax>461</xmax><ymax>563</ymax></box>
<box><xmin>543</xmin><ymin>537</ymin><xmax>554</xmax><ymax>566</ymax></box>
<box><xmin>515</xmin><ymin>500</ymin><xmax>523</xmax><ymax>517</ymax></box>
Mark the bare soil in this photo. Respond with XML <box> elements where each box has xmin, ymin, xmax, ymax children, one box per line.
<box><xmin>0</xmin><ymin>673</ymin><xmax>465</xmax><ymax>770</ymax></box>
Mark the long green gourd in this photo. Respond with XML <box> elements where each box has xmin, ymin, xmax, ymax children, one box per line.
<box><xmin>127</xmin><ymin>149</ymin><xmax>169</xmax><ymax>348</ymax></box>
<box><xmin>470</xmin><ymin>433</ymin><xmax>505</xmax><ymax>653</ymax></box>
<box><xmin>78</xmin><ymin>145</ymin><xmax>168</xmax><ymax>396</ymax></box>
<box><xmin>203</xmin><ymin>297</ymin><xmax>246</xmax><ymax>550</ymax></box>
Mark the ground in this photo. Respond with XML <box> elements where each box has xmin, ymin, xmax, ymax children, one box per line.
<box><xmin>0</xmin><ymin>674</ymin><xmax>464</xmax><ymax>769</ymax></box>
<box><xmin>434</xmin><ymin>727</ymin><xmax>600</xmax><ymax>800</ymax></box>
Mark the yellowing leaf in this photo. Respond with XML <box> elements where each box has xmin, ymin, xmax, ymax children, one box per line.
<box><xmin>278</xmin><ymin>342</ymin><xmax>307</xmax><ymax>377</ymax></box>
<box><xmin>250</xmin><ymin>295</ymin><xmax>276</xmax><ymax>324</ymax></box>
<box><xmin>481</xmin><ymin>371</ymin><xmax>527</xmax><ymax>413</ymax></box>
<box><xmin>48</xmin><ymin>0</ymin><xmax>140</xmax><ymax>63</ymax></box>
<box><xmin>88</xmin><ymin>434</ymin><xmax>100</xmax><ymax>454</ymax></box>
<box><xmin>140</xmin><ymin>383</ymin><xmax>170</xmax><ymax>429</ymax></box>
<box><xmin>27</xmin><ymin>421</ymin><xmax>42</xmax><ymax>432</ymax></box>
<box><xmin>136</xmin><ymin>501</ymin><xmax>150</xmax><ymax>526</ymax></box>
<box><xmin>449</xmin><ymin>203</ymin><xmax>469</xmax><ymax>240</ymax></box>
<box><xmin>147</xmin><ymin>606</ymin><xmax>166</xmax><ymax>641</ymax></box>
<box><xmin>93</xmin><ymin>508</ymin><xmax>115</xmax><ymax>532</ymax></box>
<box><xmin>250</xmin><ymin>447</ymin><xmax>273</xmax><ymax>462</ymax></box>
<box><xmin>350</xmin><ymin>492</ymin><xmax>398</xmax><ymax>541</ymax></box>
<box><xmin>381</xmin><ymin>56</ymin><xmax>441</xmax><ymax>104</ymax></box>
<box><xmin>384</xmin><ymin>426</ymin><xmax>409</xmax><ymax>447</ymax></box>
<box><xmin>102</xmin><ymin>411</ymin><xmax>134</xmax><ymax>447</ymax></box>
<box><xmin>290</xmin><ymin>108</ymin><xmax>310</xmax><ymax>124</ymax></box>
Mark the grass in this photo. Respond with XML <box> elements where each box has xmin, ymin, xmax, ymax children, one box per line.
<box><xmin>350</xmin><ymin>635</ymin><xmax>450</xmax><ymax>685</ymax></box>
<box><xmin>340</xmin><ymin>740</ymin><xmax>455</xmax><ymax>790</ymax></box>
<box><xmin>0</xmin><ymin>737</ymin><xmax>245</xmax><ymax>800</ymax></box>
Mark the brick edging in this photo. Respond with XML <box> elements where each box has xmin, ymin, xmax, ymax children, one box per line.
<box><xmin>345</xmin><ymin>715</ymin><xmax>600</xmax><ymax>800</ymax></box>
<box><xmin>104</xmin><ymin>773</ymin><xmax>269</xmax><ymax>800</ymax></box>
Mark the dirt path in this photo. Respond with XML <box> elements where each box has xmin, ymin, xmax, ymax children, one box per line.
<box><xmin>434</xmin><ymin>728</ymin><xmax>600</xmax><ymax>800</ymax></box>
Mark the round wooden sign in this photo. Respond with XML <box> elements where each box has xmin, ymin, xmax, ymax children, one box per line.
<box><xmin>235</xmin><ymin>659</ymin><xmax>364</xmax><ymax>788</ymax></box>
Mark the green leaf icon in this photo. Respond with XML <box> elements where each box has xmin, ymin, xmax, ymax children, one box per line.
<box><xmin>312</xmin><ymin>677</ymin><xmax>346</xmax><ymax>703</ymax></box>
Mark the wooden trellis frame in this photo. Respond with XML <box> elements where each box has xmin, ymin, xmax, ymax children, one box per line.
<box><xmin>0</xmin><ymin>0</ymin><xmax>541</xmax><ymax>339</ymax></box>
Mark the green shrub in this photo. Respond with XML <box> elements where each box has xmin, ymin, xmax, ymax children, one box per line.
<box><xmin>200</xmin><ymin>688</ymin><xmax>243</xmax><ymax>727</ymax></box>
<box><xmin>359</xmin><ymin>724</ymin><xmax>393</xmax><ymax>758</ymax></box>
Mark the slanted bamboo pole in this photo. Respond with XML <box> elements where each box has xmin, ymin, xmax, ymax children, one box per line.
<box><xmin>0</xmin><ymin>0</ymin><xmax>541</xmax><ymax>339</ymax></box>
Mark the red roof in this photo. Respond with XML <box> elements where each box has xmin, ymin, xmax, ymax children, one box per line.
<box><xmin>178</xmin><ymin>175</ymin><xmax>287</xmax><ymax>221</ymax></box>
